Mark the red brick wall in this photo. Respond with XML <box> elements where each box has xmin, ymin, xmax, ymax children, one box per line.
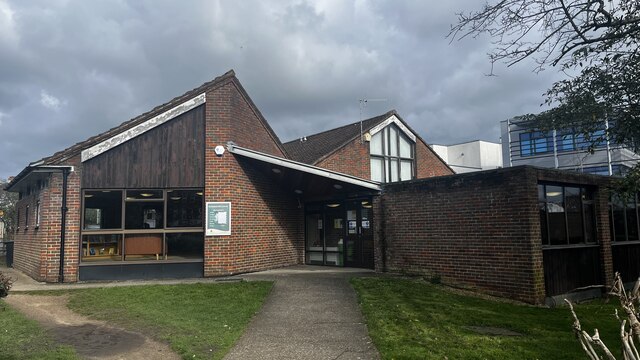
<box><xmin>12</xmin><ymin>156</ymin><xmax>82</xmax><ymax>283</ymax></box>
<box><xmin>316</xmin><ymin>138</ymin><xmax>370</xmax><ymax>179</ymax></box>
<box><xmin>203</xmin><ymin>80</ymin><xmax>303</xmax><ymax>276</ymax></box>
<box><xmin>13</xmin><ymin>182</ymin><xmax>48</xmax><ymax>281</ymax></box>
<box><xmin>377</xmin><ymin>166</ymin><xmax>614</xmax><ymax>304</ymax></box>
<box><xmin>377</xmin><ymin>167</ymin><xmax>545</xmax><ymax>303</ymax></box>
<box><xmin>416</xmin><ymin>139</ymin><xmax>453</xmax><ymax>179</ymax></box>
<box><xmin>230</xmin><ymin>83</ymin><xmax>284</xmax><ymax>158</ymax></box>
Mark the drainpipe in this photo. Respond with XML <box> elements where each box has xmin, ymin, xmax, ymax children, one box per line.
<box><xmin>58</xmin><ymin>168</ymin><xmax>70</xmax><ymax>283</ymax></box>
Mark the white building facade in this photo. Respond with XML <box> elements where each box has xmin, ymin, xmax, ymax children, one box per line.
<box><xmin>431</xmin><ymin>140</ymin><xmax>503</xmax><ymax>174</ymax></box>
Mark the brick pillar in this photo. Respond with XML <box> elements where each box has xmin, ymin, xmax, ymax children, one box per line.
<box><xmin>596</xmin><ymin>186</ymin><xmax>614</xmax><ymax>288</ymax></box>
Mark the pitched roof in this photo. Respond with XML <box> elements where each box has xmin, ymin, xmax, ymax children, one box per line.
<box><xmin>282</xmin><ymin>110</ymin><xmax>396</xmax><ymax>165</ymax></box>
<box><xmin>32</xmin><ymin>69</ymin><xmax>284</xmax><ymax>166</ymax></box>
<box><xmin>7</xmin><ymin>69</ymin><xmax>287</xmax><ymax>190</ymax></box>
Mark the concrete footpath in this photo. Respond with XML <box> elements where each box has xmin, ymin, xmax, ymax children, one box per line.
<box><xmin>225</xmin><ymin>266</ymin><xmax>380</xmax><ymax>360</ymax></box>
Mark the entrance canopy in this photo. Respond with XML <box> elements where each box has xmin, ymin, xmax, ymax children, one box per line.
<box><xmin>227</xmin><ymin>143</ymin><xmax>381</xmax><ymax>200</ymax></box>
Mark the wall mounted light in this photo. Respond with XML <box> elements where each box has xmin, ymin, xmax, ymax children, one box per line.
<box><xmin>214</xmin><ymin>145</ymin><xmax>225</xmax><ymax>156</ymax></box>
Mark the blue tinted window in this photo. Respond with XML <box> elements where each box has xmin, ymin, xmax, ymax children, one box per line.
<box><xmin>520</xmin><ymin>131</ymin><xmax>551</xmax><ymax>156</ymax></box>
<box><xmin>556</xmin><ymin>132</ymin><xmax>575</xmax><ymax>152</ymax></box>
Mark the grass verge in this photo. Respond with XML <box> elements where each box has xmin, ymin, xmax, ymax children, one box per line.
<box><xmin>352</xmin><ymin>277</ymin><xmax>620</xmax><ymax>359</ymax></box>
<box><xmin>0</xmin><ymin>301</ymin><xmax>78</xmax><ymax>360</ymax></box>
<box><xmin>64</xmin><ymin>281</ymin><xmax>272</xmax><ymax>360</ymax></box>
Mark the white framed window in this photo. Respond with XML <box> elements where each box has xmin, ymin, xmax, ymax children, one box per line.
<box><xmin>370</xmin><ymin>124</ymin><xmax>415</xmax><ymax>182</ymax></box>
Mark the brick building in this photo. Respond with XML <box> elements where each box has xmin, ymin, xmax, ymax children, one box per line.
<box><xmin>5</xmin><ymin>70</ymin><xmax>636</xmax><ymax>304</ymax></box>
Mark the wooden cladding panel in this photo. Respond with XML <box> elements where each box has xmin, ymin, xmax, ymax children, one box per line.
<box><xmin>543</xmin><ymin>246</ymin><xmax>602</xmax><ymax>297</ymax></box>
<box><xmin>612</xmin><ymin>243</ymin><xmax>640</xmax><ymax>283</ymax></box>
<box><xmin>82</xmin><ymin>105</ymin><xmax>205</xmax><ymax>188</ymax></box>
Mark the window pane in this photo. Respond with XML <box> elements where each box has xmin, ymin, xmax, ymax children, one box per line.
<box><xmin>84</xmin><ymin>190</ymin><xmax>122</xmax><ymax>230</ymax></box>
<box><xmin>126</xmin><ymin>189</ymin><xmax>163</xmax><ymax>200</ymax></box>
<box><xmin>124</xmin><ymin>234</ymin><xmax>164</xmax><ymax>261</ymax></box>
<box><xmin>613</xmin><ymin>196</ymin><xmax>627</xmax><ymax>241</ymax></box>
<box><xmin>626</xmin><ymin>200</ymin><xmax>639</xmax><ymax>241</ymax></box>
<box><xmin>546</xmin><ymin>186</ymin><xmax>567</xmax><ymax>245</ymax></box>
<box><xmin>556</xmin><ymin>132</ymin><xmax>575</xmax><ymax>152</ymax></box>
<box><xmin>166</xmin><ymin>232</ymin><xmax>203</xmax><ymax>260</ymax></box>
<box><xmin>520</xmin><ymin>133</ymin><xmax>532</xmax><ymax>156</ymax></box>
<box><xmin>390</xmin><ymin>159</ymin><xmax>399</xmax><ymax>182</ymax></box>
<box><xmin>565</xmin><ymin>187</ymin><xmax>584</xmax><ymax>244</ymax></box>
<box><xmin>399</xmin><ymin>135</ymin><xmax>411</xmax><ymax>158</ymax></box>
<box><xmin>167</xmin><ymin>190</ymin><xmax>203</xmax><ymax>228</ymax></box>
<box><xmin>370</xmin><ymin>158</ymin><xmax>383</xmax><ymax>182</ymax></box>
<box><xmin>306</xmin><ymin>213</ymin><xmax>324</xmax><ymax>252</ymax></box>
<box><xmin>125</xmin><ymin>202</ymin><xmax>164</xmax><ymax>229</ymax></box>
<box><xmin>324</xmin><ymin>205</ymin><xmax>343</xmax><ymax>266</ymax></box>
<box><xmin>82</xmin><ymin>234</ymin><xmax>122</xmax><ymax>262</ymax></box>
<box><xmin>400</xmin><ymin>160</ymin><xmax>412</xmax><ymax>181</ymax></box>
<box><xmin>583</xmin><ymin>203</ymin><xmax>596</xmax><ymax>243</ymax></box>
<box><xmin>389</xmin><ymin>126</ymin><xmax>398</xmax><ymax>156</ymax></box>
<box><xmin>540</xmin><ymin>202</ymin><xmax>549</xmax><ymax>245</ymax></box>
<box><xmin>384</xmin><ymin>159</ymin><xmax>391</xmax><ymax>182</ymax></box>
<box><xmin>370</xmin><ymin>131</ymin><xmax>383</xmax><ymax>155</ymax></box>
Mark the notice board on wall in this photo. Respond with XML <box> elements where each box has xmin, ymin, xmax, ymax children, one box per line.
<box><xmin>206</xmin><ymin>202</ymin><xmax>231</xmax><ymax>236</ymax></box>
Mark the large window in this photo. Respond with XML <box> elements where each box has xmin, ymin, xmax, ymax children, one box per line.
<box><xmin>81</xmin><ymin>189</ymin><xmax>203</xmax><ymax>263</ymax></box>
<box><xmin>538</xmin><ymin>184</ymin><xmax>596</xmax><ymax>246</ymax></box>
<box><xmin>370</xmin><ymin>125</ymin><xmax>414</xmax><ymax>183</ymax></box>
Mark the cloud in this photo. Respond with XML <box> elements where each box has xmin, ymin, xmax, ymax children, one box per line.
<box><xmin>0</xmin><ymin>0</ymin><xmax>562</xmax><ymax>178</ymax></box>
<box><xmin>40</xmin><ymin>90</ymin><xmax>65</xmax><ymax>110</ymax></box>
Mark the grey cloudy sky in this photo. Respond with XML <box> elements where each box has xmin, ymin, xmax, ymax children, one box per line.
<box><xmin>0</xmin><ymin>0</ymin><xmax>562</xmax><ymax>179</ymax></box>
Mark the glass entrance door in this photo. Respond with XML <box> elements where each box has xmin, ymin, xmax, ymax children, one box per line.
<box><xmin>344</xmin><ymin>199</ymin><xmax>374</xmax><ymax>268</ymax></box>
<box><xmin>304</xmin><ymin>200</ymin><xmax>373</xmax><ymax>268</ymax></box>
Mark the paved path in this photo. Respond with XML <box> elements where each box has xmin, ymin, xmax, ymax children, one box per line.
<box><xmin>226</xmin><ymin>266</ymin><xmax>380</xmax><ymax>360</ymax></box>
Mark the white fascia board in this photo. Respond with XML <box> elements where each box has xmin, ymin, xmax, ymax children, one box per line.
<box><xmin>227</xmin><ymin>143</ymin><xmax>381</xmax><ymax>191</ymax></box>
<box><xmin>81</xmin><ymin>93</ymin><xmax>206</xmax><ymax>162</ymax></box>
<box><xmin>367</xmin><ymin>115</ymin><xmax>417</xmax><ymax>142</ymax></box>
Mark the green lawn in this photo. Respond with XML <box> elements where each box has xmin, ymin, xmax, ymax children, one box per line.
<box><xmin>0</xmin><ymin>302</ymin><xmax>78</xmax><ymax>360</ymax></box>
<box><xmin>65</xmin><ymin>282</ymin><xmax>272</xmax><ymax>359</ymax></box>
<box><xmin>352</xmin><ymin>277</ymin><xmax>620</xmax><ymax>359</ymax></box>
<box><xmin>4</xmin><ymin>281</ymin><xmax>271</xmax><ymax>360</ymax></box>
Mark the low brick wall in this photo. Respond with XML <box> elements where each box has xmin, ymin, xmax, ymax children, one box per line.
<box><xmin>378</xmin><ymin>167</ymin><xmax>546</xmax><ymax>303</ymax></box>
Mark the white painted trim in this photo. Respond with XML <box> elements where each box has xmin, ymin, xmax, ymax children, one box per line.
<box><xmin>227</xmin><ymin>143</ymin><xmax>381</xmax><ymax>191</ymax></box>
<box><xmin>367</xmin><ymin>115</ymin><xmax>417</xmax><ymax>142</ymax></box>
<box><xmin>81</xmin><ymin>93</ymin><xmax>206</xmax><ymax>162</ymax></box>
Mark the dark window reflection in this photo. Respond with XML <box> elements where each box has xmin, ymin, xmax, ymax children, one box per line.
<box><xmin>167</xmin><ymin>190</ymin><xmax>203</xmax><ymax>228</ymax></box>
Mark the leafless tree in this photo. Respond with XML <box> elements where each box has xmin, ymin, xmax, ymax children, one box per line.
<box><xmin>567</xmin><ymin>273</ymin><xmax>640</xmax><ymax>360</ymax></box>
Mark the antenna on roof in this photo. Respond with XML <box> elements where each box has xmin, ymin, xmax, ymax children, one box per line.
<box><xmin>359</xmin><ymin>98</ymin><xmax>387</xmax><ymax>143</ymax></box>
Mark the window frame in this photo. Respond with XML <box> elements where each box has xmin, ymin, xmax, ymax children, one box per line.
<box><xmin>538</xmin><ymin>183</ymin><xmax>597</xmax><ymax>248</ymax></box>
<box><xmin>80</xmin><ymin>188</ymin><xmax>204</xmax><ymax>263</ymax></box>
<box><xmin>610</xmin><ymin>193</ymin><xmax>640</xmax><ymax>244</ymax></box>
<box><xmin>370</xmin><ymin>124</ymin><xmax>416</xmax><ymax>183</ymax></box>
<box><xmin>520</xmin><ymin>131</ymin><xmax>552</xmax><ymax>156</ymax></box>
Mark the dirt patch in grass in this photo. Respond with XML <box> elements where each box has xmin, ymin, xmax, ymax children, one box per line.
<box><xmin>5</xmin><ymin>294</ymin><xmax>180</xmax><ymax>360</ymax></box>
